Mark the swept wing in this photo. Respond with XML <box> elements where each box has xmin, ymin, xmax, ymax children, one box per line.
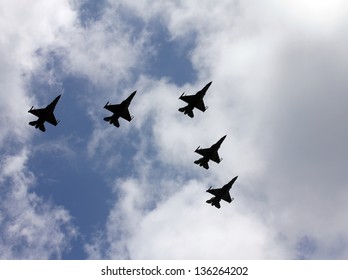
<box><xmin>120</xmin><ymin>109</ymin><xmax>132</xmax><ymax>122</ymax></box>
<box><xmin>28</xmin><ymin>108</ymin><xmax>45</xmax><ymax>118</ymax></box>
<box><xmin>210</xmin><ymin>151</ymin><xmax>221</xmax><ymax>163</ymax></box>
<box><xmin>195</xmin><ymin>99</ymin><xmax>207</xmax><ymax>112</ymax></box>
<box><xmin>195</xmin><ymin>148</ymin><xmax>210</xmax><ymax>157</ymax></box>
<box><xmin>46</xmin><ymin>112</ymin><xmax>59</xmax><ymax>126</ymax></box>
<box><xmin>179</xmin><ymin>94</ymin><xmax>195</xmax><ymax>104</ymax></box>
<box><xmin>104</xmin><ymin>104</ymin><xmax>122</xmax><ymax>113</ymax></box>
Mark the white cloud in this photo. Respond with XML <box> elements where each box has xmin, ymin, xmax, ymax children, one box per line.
<box><xmin>127</xmin><ymin>181</ymin><xmax>289</xmax><ymax>259</ymax></box>
<box><xmin>52</xmin><ymin>2</ymin><xmax>153</xmax><ymax>89</ymax></box>
<box><xmin>0</xmin><ymin>149</ymin><xmax>77</xmax><ymax>259</ymax></box>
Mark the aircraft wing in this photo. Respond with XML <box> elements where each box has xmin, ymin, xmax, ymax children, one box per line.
<box><xmin>104</xmin><ymin>104</ymin><xmax>122</xmax><ymax>113</ymax></box>
<box><xmin>207</xmin><ymin>188</ymin><xmax>232</xmax><ymax>203</ymax></box>
<box><xmin>46</xmin><ymin>112</ymin><xmax>59</xmax><ymax>126</ymax></box>
<box><xmin>194</xmin><ymin>99</ymin><xmax>207</xmax><ymax>112</ymax></box>
<box><xmin>222</xmin><ymin>192</ymin><xmax>233</xmax><ymax>203</ymax></box>
<box><xmin>207</xmin><ymin>188</ymin><xmax>223</xmax><ymax>197</ymax></box>
<box><xmin>195</xmin><ymin>148</ymin><xmax>211</xmax><ymax>157</ymax></box>
<box><xmin>210</xmin><ymin>151</ymin><xmax>221</xmax><ymax>163</ymax></box>
<box><xmin>120</xmin><ymin>108</ymin><xmax>132</xmax><ymax>122</ymax></box>
<box><xmin>179</xmin><ymin>94</ymin><xmax>195</xmax><ymax>104</ymax></box>
<box><xmin>28</xmin><ymin>108</ymin><xmax>45</xmax><ymax>118</ymax></box>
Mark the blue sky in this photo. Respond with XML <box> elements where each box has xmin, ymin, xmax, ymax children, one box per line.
<box><xmin>1</xmin><ymin>0</ymin><xmax>348</xmax><ymax>259</ymax></box>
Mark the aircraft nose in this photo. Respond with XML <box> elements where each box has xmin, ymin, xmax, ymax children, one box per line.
<box><xmin>128</xmin><ymin>91</ymin><xmax>137</xmax><ymax>100</ymax></box>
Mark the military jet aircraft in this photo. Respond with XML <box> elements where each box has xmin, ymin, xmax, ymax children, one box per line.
<box><xmin>178</xmin><ymin>81</ymin><xmax>212</xmax><ymax>118</ymax></box>
<box><xmin>206</xmin><ymin>176</ymin><xmax>238</xmax><ymax>209</ymax></box>
<box><xmin>194</xmin><ymin>135</ymin><xmax>226</xmax><ymax>169</ymax></box>
<box><xmin>28</xmin><ymin>94</ymin><xmax>61</xmax><ymax>132</ymax></box>
<box><xmin>103</xmin><ymin>91</ymin><xmax>136</xmax><ymax>127</ymax></box>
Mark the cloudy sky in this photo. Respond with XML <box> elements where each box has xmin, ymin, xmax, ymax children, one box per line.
<box><xmin>1</xmin><ymin>0</ymin><xmax>348</xmax><ymax>260</ymax></box>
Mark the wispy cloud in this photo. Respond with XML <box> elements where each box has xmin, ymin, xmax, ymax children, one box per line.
<box><xmin>0</xmin><ymin>149</ymin><xmax>77</xmax><ymax>259</ymax></box>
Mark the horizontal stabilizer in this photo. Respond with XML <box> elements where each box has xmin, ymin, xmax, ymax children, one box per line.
<box><xmin>194</xmin><ymin>158</ymin><xmax>209</xmax><ymax>169</ymax></box>
<box><xmin>113</xmin><ymin>119</ymin><xmax>120</xmax><ymax>127</ymax></box>
<box><xmin>39</xmin><ymin>124</ymin><xmax>46</xmax><ymax>132</ymax></box>
<box><xmin>29</xmin><ymin>121</ymin><xmax>45</xmax><ymax>132</ymax></box>
<box><xmin>103</xmin><ymin>116</ymin><xmax>112</xmax><ymax>122</ymax></box>
<box><xmin>178</xmin><ymin>106</ymin><xmax>194</xmax><ymax>118</ymax></box>
<box><xmin>206</xmin><ymin>198</ymin><xmax>221</xmax><ymax>209</ymax></box>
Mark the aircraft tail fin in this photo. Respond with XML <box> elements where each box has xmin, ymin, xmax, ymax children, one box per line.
<box><xmin>39</xmin><ymin>124</ymin><xmax>46</xmax><ymax>132</ymax></box>
<box><xmin>178</xmin><ymin>106</ymin><xmax>194</xmax><ymax>118</ymax></box>
<box><xmin>29</xmin><ymin>121</ymin><xmax>45</xmax><ymax>132</ymax></box>
<box><xmin>206</xmin><ymin>198</ymin><xmax>221</xmax><ymax>209</ymax></box>
<box><xmin>113</xmin><ymin>119</ymin><xmax>120</xmax><ymax>127</ymax></box>
<box><xmin>194</xmin><ymin>158</ymin><xmax>209</xmax><ymax>169</ymax></box>
<box><xmin>104</xmin><ymin>116</ymin><xmax>120</xmax><ymax>127</ymax></box>
<box><xmin>214</xmin><ymin>201</ymin><xmax>221</xmax><ymax>209</ymax></box>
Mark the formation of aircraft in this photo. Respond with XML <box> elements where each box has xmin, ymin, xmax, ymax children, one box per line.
<box><xmin>194</xmin><ymin>135</ymin><xmax>226</xmax><ymax>169</ymax></box>
<box><xmin>28</xmin><ymin>94</ymin><xmax>61</xmax><ymax>132</ymax></box>
<box><xmin>28</xmin><ymin>82</ymin><xmax>238</xmax><ymax>208</ymax></box>
<box><xmin>178</xmin><ymin>81</ymin><xmax>211</xmax><ymax>118</ymax></box>
<box><xmin>103</xmin><ymin>91</ymin><xmax>136</xmax><ymax>127</ymax></box>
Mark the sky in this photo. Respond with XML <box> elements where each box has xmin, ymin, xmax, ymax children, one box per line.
<box><xmin>1</xmin><ymin>0</ymin><xmax>348</xmax><ymax>260</ymax></box>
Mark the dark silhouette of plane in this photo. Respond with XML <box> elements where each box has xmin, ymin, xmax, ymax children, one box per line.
<box><xmin>206</xmin><ymin>176</ymin><xmax>238</xmax><ymax>209</ymax></box>
<box><xmin>194</xmin><ymin>135</ymin><xmax>226</xmax><ymax>169</ymax></box>
<box><xmin>28</xmin><ymin>94</ymin><xmax>61</xmax><ymax>132</ymax></box>
<box><xmin>103</xmin><ymin>91</ymin><xmax>136</xmax><ymax>127</ymax></box>
<box><xmin>178</xmin><ymin>81</ymin><xmax>212</xmax><ymax>118</ymax></box>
